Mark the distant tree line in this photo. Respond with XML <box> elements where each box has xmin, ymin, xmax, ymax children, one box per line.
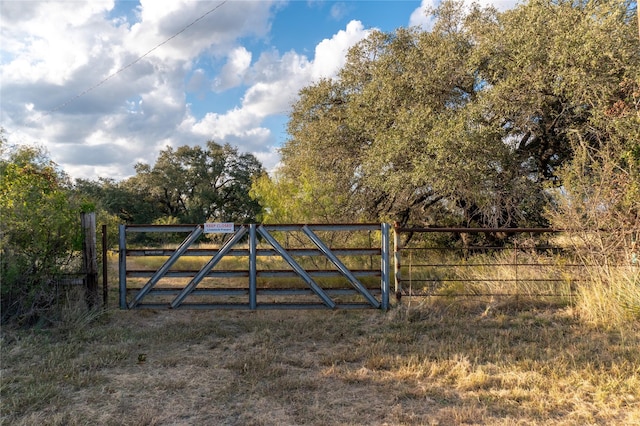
<box><xmin>76</xmin><ymin>141</ymin><xmax>264</xmax><ymax>226</ymax></box>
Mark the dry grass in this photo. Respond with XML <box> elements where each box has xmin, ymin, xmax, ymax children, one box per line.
<box><xmin>2</xmin><ymin>294</ymin><xmax>639</xmax><ymax>425</ymax></box>
<box><xmin>574</xmin><ymin>264</ymin><xmax>640</xmax><ymax>329</ymax></box>
<box><xmin>3</xmin><ymin>245</ymin><xmax>639</xmax><ymax>425</ymax></box>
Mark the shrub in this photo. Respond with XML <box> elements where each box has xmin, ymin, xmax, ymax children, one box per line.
<box><xmin>0</xmin><ymin>142</ymin><xmax>79</xmax><ymax>325</ymax></box>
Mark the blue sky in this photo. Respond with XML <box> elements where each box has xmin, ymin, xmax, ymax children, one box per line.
<box><xmin>0</xmin><ymin>0</ymin><xmax>516</xmax><ymax>180</ymax></box>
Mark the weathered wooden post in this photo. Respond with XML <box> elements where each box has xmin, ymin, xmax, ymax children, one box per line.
<box><xmin>81</xmin><ymin>212</ymin><xmax>99</xmax><ymax>309</ymax></box>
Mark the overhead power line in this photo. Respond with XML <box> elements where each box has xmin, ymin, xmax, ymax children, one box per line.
<box><xmin>44</xmin><ymin>1</ymin><xmax>228</xmax><ymax>116</ymax></box>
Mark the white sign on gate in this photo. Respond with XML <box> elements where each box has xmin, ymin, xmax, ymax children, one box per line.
<box><xmin>204</xmin><ymin>222</ymin><xmax>235</xmax><ymax>233</ymax></box>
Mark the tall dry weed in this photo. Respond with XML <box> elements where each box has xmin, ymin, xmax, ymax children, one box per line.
<box><xmin>575</xmin><ymin>263</ymin><xmax>640</xmax><ymax>328</ymax></box>
<box><xmin>546</xmin><ymin>133</ymin><xmax>640</xmax><ymax>329</ymax></box>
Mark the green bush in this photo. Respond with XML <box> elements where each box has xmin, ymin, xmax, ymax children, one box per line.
<box><xmin>1</xmin><ymin>142</ymin><xmax>79</xmax><ymax>325</ymax></box>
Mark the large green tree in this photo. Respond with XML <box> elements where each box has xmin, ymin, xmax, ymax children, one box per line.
<box><xmin>261</xmin><ymin>0</ymin><xmax>639</xmax><ymax>228</ymax></box>
<box><xmin>124</xmin><ymin>141</ymin><xmax>264</xmax><ymax>224</ymax></box>
<box><xmin>469</xmin><ymin>0</ymin><xmax>639</xmax><ymax>181</ymax></box>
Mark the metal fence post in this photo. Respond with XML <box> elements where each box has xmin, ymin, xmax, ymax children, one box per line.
<box><xmin>381</xmin><ymin>222</ymin><xmax>390</xmax><ymax>311</ymax></box>
<box><xmin>393</xmin><ymin>222</ymin><xmax>402</xmax><ymax>302</ymax></box>
<box><xmin>249</xmin><ymin>224</ymin><xmax>257</xmax><ymax>310</ymax></box>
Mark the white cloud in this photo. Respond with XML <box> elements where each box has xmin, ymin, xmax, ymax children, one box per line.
<box><xmin>213</xmin><ymin>47</ymin><xmax>252</xmax><ymax>92</ymax></box>
<box><xmin>126</xmin><ymin>0</ymin><xmax>276</xmax><ymax>62</ymax></box>
<box><xmin>0</xmin><ymin>1</ymin><xmax>119</xmax><ymax>85</ymax></box>
<box><xmin>330</xmin><ymin>2</ymin><xmax>350</xmax><ymax>20</ymax></box>
<box><xmin>312</xmin><ymin>20</ymin><xmax>371</xmax><ymax>80</ymax></box>
<box><xmin>191</xmin><ymin>108</ymin><xmax>260</xmax><ymax>141</ymax></box>
<box><xmin>244</xmin><ymin>50</ymin><xmax>313</xmax><ymax>114</ymax></box>
<box><xmin>409</xmin><ymin>0</ymin><xmax>438</xmax><ymax>29</ymax></box>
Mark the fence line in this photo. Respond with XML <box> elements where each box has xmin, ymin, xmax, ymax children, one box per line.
<box><xmin>116</xmin><ymin>224</ymin><xmax>634</xmax><ymax>309</ymax></box>
<box><xmin>393</xmin><ymin>226</ymin><xmax>581</xmax><ymax>300</ymax></box>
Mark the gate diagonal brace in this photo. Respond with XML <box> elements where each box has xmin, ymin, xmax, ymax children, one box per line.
<box><xmin>170</xmin><ymin>226</ymin><xmax>248</xmax><ymax>309</ymax></box>
<box><xmin>258</xmin><ymin>226</ymin><xmax>336</xmax><ymax>309</ymax></box>
<box><xmin>301</xmin><ymin>225</ymin><xmax>380</xmax><ymax>308</ymax></box>
<box><xmin>128</xmin><ymin>225</ymin><xmax>203</xmax><ymax>309</ymax></box>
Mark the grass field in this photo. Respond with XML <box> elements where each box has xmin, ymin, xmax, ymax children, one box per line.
<box><xmin>3</xmin><ymin>241</ymin><xmax>639</xmax><ymax>425</ymax></box>
<box><xmin>2</xmin><ymin>295</ymin><xmax>639</xmax><ymax>425</ymax></box>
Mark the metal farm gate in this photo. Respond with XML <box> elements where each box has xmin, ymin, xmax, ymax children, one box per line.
<box><xmin>119</xmin><ymin>223</ymin><xmax>390</xmax><ymax>310</ymax></box>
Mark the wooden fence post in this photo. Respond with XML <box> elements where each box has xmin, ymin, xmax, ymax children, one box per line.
<box><xmin>102</xmin><ymin>224</ymin><xmax>108</xmax><ymax>307</ymax></box>
<box><xmin>82</xmin><ymin>212</ymin><xmax>99</xmax><ymax>309</ymax></box>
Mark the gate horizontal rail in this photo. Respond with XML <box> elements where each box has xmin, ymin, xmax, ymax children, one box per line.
<box><xmin>125</xmin><ymin>248</ymin><xmax>381</xmax><ymax>256</ymax></box>
<box><xmin>126</xmin><ymin>270</ymin><xmax>381</xmax><ymax>278</ymax></box>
